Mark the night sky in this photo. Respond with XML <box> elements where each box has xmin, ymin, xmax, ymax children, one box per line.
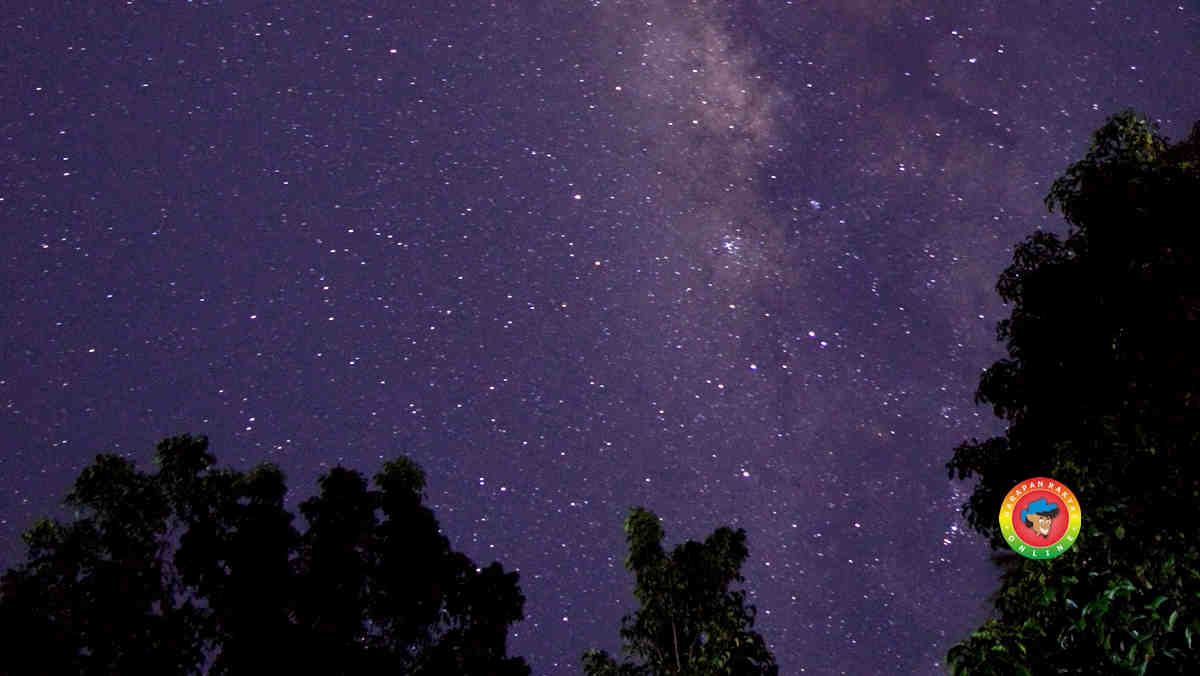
<box><xmin>2</xmin><ymin>1</ymin><xmax>1198</xmax><ymax>673</ymax></box>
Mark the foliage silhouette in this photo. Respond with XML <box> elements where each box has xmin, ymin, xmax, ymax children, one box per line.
<box><xmin>945</xmin><ymin>110</ymin><xmax>1200</xmax><ymax>674</ymax></box>
<box><xmin>581</xmin><ymin>507</ymin><xmax>778</xmax><ymax>676</ymax></box>
<box><xmin>0</xmin><ymin>435</ymin><xmax>531</xmax><ymax>676</ymax></box>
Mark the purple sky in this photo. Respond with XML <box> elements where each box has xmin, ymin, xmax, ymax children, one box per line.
<box><xmin>2</xmin><ymin>1</ymin><xmax>1197</xmax><ymax>673</ymax></box>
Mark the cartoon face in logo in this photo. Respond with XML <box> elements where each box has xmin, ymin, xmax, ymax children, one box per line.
<box><xmin>1020</xmin><ymin>497</ymin><xmax>1060</xmax><ymax>538</ymax></box>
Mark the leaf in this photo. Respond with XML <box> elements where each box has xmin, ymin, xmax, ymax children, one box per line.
<box><xmin>1105</xmin><ymin>579</ymin><xmax>1135</xmax><ymax>600</ymax></box>
<box><xmin>1146</xmin><ymin>596</ymin><xmax>1167</xmax><ymax>611</ymax></box>
<box><xmin>1084</xmin><ymin>597</ymin><xmax>1109</xmax><ymax>617</ymax></box>
<box><xmin>1167</xmin><ymin>610</ymin><xmax>1178</xmax><ymax>632</ymax></box>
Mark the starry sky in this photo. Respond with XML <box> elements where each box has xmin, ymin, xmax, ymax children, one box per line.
<box><xmin>2</xmin><ymin>0</ymin><xmax>1198</xmax><ymax>673</ymax></box>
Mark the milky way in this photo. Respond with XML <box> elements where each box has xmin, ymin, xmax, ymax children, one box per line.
<box><xmin>598</xmin><ymin>0</ymin><xmax>792</xmax><ymax>296</ymax></box>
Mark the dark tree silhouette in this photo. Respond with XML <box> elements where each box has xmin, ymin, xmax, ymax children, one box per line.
<box><xmin>581</xmin><ymin>507</ymin><xmax>778</xmax><ymax>676</ymax></box>
<box><xmin>0</xmin><ymin>435</ymin><xmax>531</xmax><ymax>676</ymax></box>
<box><xmin>945</xmin><ymin>111</ymin><xmax>1200</xmax><ymax>674</ymax></box>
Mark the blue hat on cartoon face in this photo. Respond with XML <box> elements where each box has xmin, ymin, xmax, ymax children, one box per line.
<box><xmin>1021</xmin><ymin>497</ymin><xmax>1060</xmax><ymax>532</ymax></box>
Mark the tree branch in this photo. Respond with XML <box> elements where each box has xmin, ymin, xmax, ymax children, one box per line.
<box><xmin>672</xmin><ymin>617</ymin><xmax>681</xmax><ymax>673</ymax></box>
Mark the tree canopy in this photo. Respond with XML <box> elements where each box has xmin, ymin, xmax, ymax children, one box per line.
<box><xmin>581</xmin><ymin>506</ymin><xmax>778</xmax><ymax>676</ymax></box>
<box><xmin>0</xmin><ymin>435</ymin><xmax>530</xmax><ymax>676</ymax></box>
<box><xmin>945</xmin><ymin>110</ymin><xmax>1200</xmax><ymax>674</ymax></box>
